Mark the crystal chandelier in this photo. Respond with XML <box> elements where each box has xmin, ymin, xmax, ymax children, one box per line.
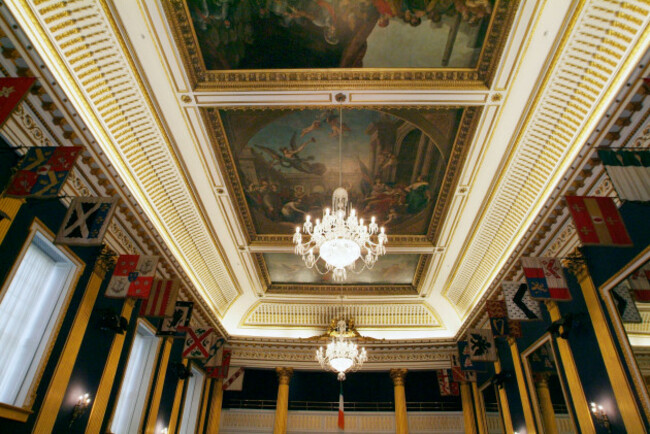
<box><xmin>293</xmin><ymin>100</ymin><xmax>387</xmax><ymax>282</ymax></box>
<box><xmin>316</xmin><ymin>319</ymin><xmax>367</xmax><ymax>381</ymax></box>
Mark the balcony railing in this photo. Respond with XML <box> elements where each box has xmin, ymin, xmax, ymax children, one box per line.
<box><xmin>223</xmin><ymin>399</ymin><xmax>462</xmax><ymax>412</ymax></box>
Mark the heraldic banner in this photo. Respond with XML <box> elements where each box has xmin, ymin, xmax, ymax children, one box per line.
<box><xmin>5</xmin><ymin>146</ymin><xmax>83</xmax><ymax>198</ymax></box>
<box><xmin>105</xmin><ymin>254</ymin><xmax>159</xmax><ymax>299</ymax></box>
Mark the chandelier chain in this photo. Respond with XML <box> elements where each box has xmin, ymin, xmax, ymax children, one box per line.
<box><xmin>292</xmin><ymin>104</ymin><xmax>387</xmax><ymax>282</ymax></box>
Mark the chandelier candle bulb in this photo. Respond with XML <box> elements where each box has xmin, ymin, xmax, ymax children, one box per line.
<box><xmin>292</xmin><ymin>107</ymin><xmax>387</xmax><ymax>282</ymax></box>
<box><xmin>292</xmin><ymin>187</ymin><xmax>388</xmax><ymax>281</ymax></box>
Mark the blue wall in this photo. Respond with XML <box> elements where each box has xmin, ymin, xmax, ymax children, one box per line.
<box><xmin>0</xmin><ymin>139</ymin><xmax>184</xmax><ymax>433</ymax></box>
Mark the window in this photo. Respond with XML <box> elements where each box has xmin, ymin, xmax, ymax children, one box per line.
<box><xmin>0</xmin><ymin>228</ymin><xmax>79</xmax><ymax>407</ymax></box>
<box><xmin>178</xmin><ymin>365</ymin><xmax>206</xmax><ymax>434</ymax></box>
<box><xmin>110</xmin><ymin>321</ymin><xmax>160</xmax><ymax>433</ymax></box>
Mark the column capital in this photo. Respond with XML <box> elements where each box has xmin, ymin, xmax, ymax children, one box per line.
<box><xmin>390</xmin><ymin>368</ymin><xmax>408</xmax><ymax>386</ymax></box>
<box><xmin>276</xmin><ymin>367</ymin><xmax>294</xmax><ymax>385</ymax></box>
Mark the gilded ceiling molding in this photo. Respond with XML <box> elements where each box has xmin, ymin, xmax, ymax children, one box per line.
<box><xmin>228</xmin><ymin>338</ymin><xmax>455</xmax><ymax>370</ymax></box>
<box><xmin>444</xmin><ymin>0</ymin><xmax>650</xmax><ymax>315</ymax></box>
<box><xmin>242</xmin><ymin>301</ymin><xmax>440</xmax><ymax>329</ymax></box>
<box><xmin>6</xmin><ymin>0</ymin><xmax>241</xmax><ymax>315</ymax></box>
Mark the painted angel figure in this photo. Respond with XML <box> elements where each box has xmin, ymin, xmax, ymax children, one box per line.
<box><xmin>255</xmin><ymin>132</ymin><xmax>325</xmax><ymax>175</ymax></box>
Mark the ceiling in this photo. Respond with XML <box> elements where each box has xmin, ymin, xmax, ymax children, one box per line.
<box><xmin>1</xmin><ymin>0</ymin><xmax>649</xmax><ymax>361</ymax></box>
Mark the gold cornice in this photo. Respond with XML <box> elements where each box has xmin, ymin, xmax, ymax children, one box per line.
<box><xmin>265</xmin><ymin>284</ymin><xmax>418</xmax><ymax>296</ymax></box>
<box><xmin>161</xmin><ymin>0</ymin><xmax>518</xmax><ymax>91</ymax></box>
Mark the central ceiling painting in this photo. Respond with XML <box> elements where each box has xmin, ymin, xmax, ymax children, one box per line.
<box><xmin>213</xmin><ymin>107</ymin><xmax>470</xmax><ymax>239</ymax></box>
<box><xmin>185</xmin><ymin>0</ymin><xmax>493</xmax><ymax>70</ymax></box>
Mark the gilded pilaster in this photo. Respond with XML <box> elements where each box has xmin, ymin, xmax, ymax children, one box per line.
<box><xmin>508</xmin><ymin>338</ymin><xmax>537</xmax><ymax>433</ymax></box>
<box><xmin>273</xmin><ymin>367</ymin><xmax>293</xmax><ymax>434</ymax></box>
<box><xmin>533</xmin><ymin>373</ymin><xmax>558</xmax><ymax>434</ymax></box>
<box><xmin>32</xmin><ymin>255</ymin><xmax>98</xmax><ymax>433</ymax></box>
<box><xmin>205</xmin><ymin>378</ymin><xmax>224</xmax><ymax>433</ymax></box>
<box><xmin>460</xmin><ymin>381</ymin><xmax>477</xmax><ymax>434</ymax></box>
<box><xmin>85</xmin><ymin>297</ymin><xmax>136</xmax><ymax>434</ymax></box>
<box><xmin>544</xmin><ymin>300</ymin><xmax>594</xmax><ymax>433</ymax></box>
<box><xmin>471</xmin><ymin>381</ymin><xmax>487</xmax><ymax>434</ymax></box>
<box><xmin>390</xmin><ymin>368</ymin><xmax>409</xmax><ymax>434</ymax></box>
<box><xmin>168</xmin><ymin>359</ymin><xmax>189</xmax><ymax>434</ymax></box>
<box><xmin>0</xmin><ymin>197</ymin><xmax>23</xmax><ymax>245</ymax></box>
<box><xmin>494</xmin><ymin>359</ymin><xmax>513</xmax><ymax>434</ymax></box>
<box><xmin>575</xmin><ymin>267</ymin><xmax>645</xmax><ymax>432</ymax></box>
<box><xmin>144</xmin><ymin>338</ymin><xmax>173</xmax><ymax>434</ymax></box>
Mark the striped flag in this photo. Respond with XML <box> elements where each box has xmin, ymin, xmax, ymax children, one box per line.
<box><xmin>139</xmin><ymin>278</ymin><xmax>180</xmax><ymax>317</ymax></box>
<box><xmin>338</xmin><ymin>382</ymin><xmax>344</xmax><ymax>429</ymax></box>
<box><xmin>566</xmin><ymin>196</ymin><xmax>632</xmax><ymax>246</ymax></box>
<box><xmin>222</xmin><ymin>367</ymin><xmax>245</xmax><ymax>391</ymax></box>
<box><xmin>521</xmin><ymin>257</ymin><xmax>571</xmax><ymax>301</ymax></box>
<box><xmin>598</xmin><ymin>149</ymin><xmax>650</xmax><ymax>201</ymax></box>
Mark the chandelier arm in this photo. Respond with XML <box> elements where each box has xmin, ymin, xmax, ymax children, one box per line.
<box><xmin>292</xmin><ymin>102</ymin><xmax>387</xmax><ymax>282</ymax></box>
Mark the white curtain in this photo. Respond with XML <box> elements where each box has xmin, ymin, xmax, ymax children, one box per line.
<box><xmin>178</xmin><ymin>366</ymin><xmax>205</xmax><ymax>434</ymax></box>
<box><xmin>111</xmin><ymin>323</ymin><xmax>159</xmax><ymax>434</ymax></box>
<box><xmin>0</xmin><ymin>235</ymin><xmax>72</xmax><ymax>405</ymax></box>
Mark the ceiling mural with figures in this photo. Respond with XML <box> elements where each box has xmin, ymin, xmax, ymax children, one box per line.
<box><xmin>8</xmin><ymin>0</ymin><xmax>649</xmax><ymax>344</ymax></box>
<box><xmin>163</xmin><ymin>0</ymin><xmax>518</xmax><ymax>88</ymax></box>
<box><xmin>185</xmin><ymin>0</ymin><xmax>492</xmax><ymax>70</ymax></box>
<box><xmin>212</xmin><ymin>107</ymin><xmax>476</xmax><ymax>244</ymax></box>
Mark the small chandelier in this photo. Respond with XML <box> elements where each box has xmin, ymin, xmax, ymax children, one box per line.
<box><xmin>316</xmin><ymin>319</ymin><xmax>367</xmax><ymax>381</ymax></box>
<box><xmin>293</xmin><ymin>98</ymin><xmax>387</xmax><ymax>282</ymax></box>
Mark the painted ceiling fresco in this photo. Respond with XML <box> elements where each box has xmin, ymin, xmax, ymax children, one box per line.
<box><xmin>185</xmin><ymin>0</ymin><xmax>493</xmax><ymax>69</ymax></box>
<box><xmin>216</xmin><ymin>107</ymin><xmax>465</xmax><ymax>237</ymax></box>
<box><xmin>263</xmin><ymin>253</ymin><xmax>420</xmax><ymax>284</ymax></box>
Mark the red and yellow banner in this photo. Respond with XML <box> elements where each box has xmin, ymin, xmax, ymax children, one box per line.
<box><xmin>566</xmin><ymin>196</ymin><xmax>632</xmax><ymax>246</ymax></box>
